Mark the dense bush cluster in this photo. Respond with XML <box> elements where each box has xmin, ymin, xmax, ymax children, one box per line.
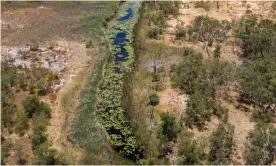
<box><xmin>235</xmin><ymin>16</ymin><xmax>276</xmax><ymax>59</ymax></box>
<box><xmin>209</xmin><ymin>119</ymin><xmax>235</xmax><ymax>165</ymax></box>
<box><xmin>236</xmin><ymin>17</ymin><xmax>276</xmax><ymax>115</ymax></box>
<box><xmin>171</xmin><ymin>48</ymin><xmax>232</xmax><ymax>128</ymax></box>
<box><xmin>245</xmin><ymin>123</ymin><xmax>276</xmax><ymax>165</ymax></box>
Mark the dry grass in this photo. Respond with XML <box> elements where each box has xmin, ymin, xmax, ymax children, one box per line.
<box><xmin>1</xmin><ymin>2</ymin><xmax>115</xmax><ymax>45</ymax></box>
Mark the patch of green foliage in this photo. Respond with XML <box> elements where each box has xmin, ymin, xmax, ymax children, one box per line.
<box><xmin>73</xmin><ymin>45</ymin><xmax>111</xmax><ymax>154</ymax></box>
<box><xmin>1</xmin><ymin>143</ymin><xmax>10</xmax><ymax>165</ymax></box>
<box><xmin>172</xmin><ymin>48</ymin><xmax>232</xmax><ymax>129</ymax></box>
<box><xmin>208</xmin><ymin>115</ymin><xmax>235</xmax><ymax>165</ymax></box>
<box><xmin>80</xmin><ymin>1</ymin><xmax>118</xmax><ymax>36</ymax></box>
<box><xmin>235</xmin><ymin>17</ymin><xmax>276</xmax><ymax>59</ymax></box>
<box><xmin>28</xmin><ymin>96</ymin><xmax>63</xmax><ymax>164</ymax></box>
<box><xmin>214</xmin><ymin>44</ymin><xmax>221</xmax><ymax>58</ymax></box>
<box><xmin>251</xmin><ymin>109</ymin><xmax>273</xmax><ymax>123</ymax></box>
<box><xmin>157</xmin><ymin>113</ymin><xmax>180</xmax><ymax>143</ymax></box>
<box><xmin>272</xmin><ymin>2</ymin><xmax>276</xmax><ymax>10</ymax></box>
<box><xmin>178</xmin><ymin>128</ymin><xmax>208</xmax><ymax>164</ymax></box>
<box><xmin>85</xmin><ymin>40</ymin><xmax>93</xmax><ymax>48</ymax></box>
<box><xmin>147</xmin><ymin>27</ymin><xmax>163</xmax><ymax>39</ymax></box>
<box><xmin>15</xmin><ymin>111</ymin><xmax>29</xmax><ymax>136</ymax></box>
<box><xmin>237</xmin><ymin>59</ymin><xmax>276</xmax><ymax>113</ymax></box>
<box><xmin>23</xmin><ymin>95</ymin><xmax>51</xmax><ymax>118</ymax></box>
<box><xmin>244</xmin><ymin>123</ymin><xmax>276</xmax><ymax>165</ymax></box>
<box><xmin>171</xmin><ymin>47</ymin><xmax>232</xmax><ymax>98</ymax></box>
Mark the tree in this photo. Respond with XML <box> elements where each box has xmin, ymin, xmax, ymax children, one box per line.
<box><xmin>178</xmin><ymin>128</ymin><xmax>208</xmax><ymax>164</ymax></box>
<box><xmin>172</xmin><ymin>48</ymin><xmax>232</xmax><ymax>98</ymax></box>
<box><xmin>205</xmin><ymin>58</ymin><xmax>233</xmax><ymax>100</ymax></box>
<box><xmin>238</xmin><ymin>59</ymin><xmax>276</xmax><ymax>113</ymax></box>
<box><xmin>236</xmin><ymin>17</ymin><xmax>276</xmax><ymax>59</ymax></box>
<box><xmin>244</xmin><ymin>123</ymin><xmax>276</xmax><ymax>165</ymax></box>
<box><xmin>171</xmin><ymin>48</ymin><xmax>206</xmax><ymax>95</ymax></box>
<box><xmin>157</xmin><ymin>113</ymin><xmax>179</xmax><ymax>142</ymax></box>
<box><xmin>185</xmin><ymin>91</ymin><xmax>212</xmax><ymax>129</ymax></box>
<box><xmin>23</xmin><ymin>95</ymin><xmax>40</xmax><ymax>118</ymax></box>
<box><xmin>33</xmin><ymin>143</ymin><xmax>62</xmax><ymax>165</ymax></box>
<box><xmin>148</xmin><ymin>93</ymin><xmax>160</xmax><ymax>130</ymax></box>
<box><xmin>23</xmin><ymin>95</ymin><xmax>51</xmax><ymax>118</ymax></box>
<box><xmin>15</xmin><ymin>111</ymin><xmax>29</xmax><ymax>136</ymax></box>
<box><xmin>31</xmin><ymin>118</ymin><xmax>48</xmax><ymax>150</ymax></box>
<box><xmin>209</xmin><ymin>121</ymin><xmax>235</xmax><ymax>165</ymax></box>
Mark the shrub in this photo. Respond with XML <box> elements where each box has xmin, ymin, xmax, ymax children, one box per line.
<box><xmin>175</xmin><ymin>26</ymin><xmax>186</xmax><ymax>40</ymax></box>
<box><xmin>147</xmin><ymin>27</ymin><xmax>162</xmax><ymax>39</ymax></box>
<box><xmin>23</xmin><ymin>96</ymin><xmax>40</xmax><ymax>118</ymax></box>
<box><xmin>185</xmin><ymin>91</ymin><xmax>212</xmax><ymax>129</ymax></box>
<box><xmin>251</xmin><ymin>109</ymin><xmax>273</xmax><ymax>123</ymax></box>
<box><xmin>23</xmin><ymin>96</ymin><xmax>51</xmax><ymax>118</ymax></box>
<box><xmin>33</xmin><ymin>143</ymin><xmax>63</xmax><ymax>165</ymax></box>
<box><xmin>178</xmin><ymin>129</ymin><xmax>208</xmax><ymax>164</ymax></box>
<box><xmin>214</xmin><ymin>44</ymin><xmax>221</xmax><ymax>58</ymax></box>
<box><xmin>209</xmin><ymin>122</ymin><xmax>235</xmax><ymax>164</ymax></box>
<box><xmin>157</xmin><ymin>113</ymin><xmax>179</xmax><ymax>142</ymax></box>
<box><xmin>31</xmin><ymin>119</ymin><xmax>47</xmax><ymax>150</ymax></box>
<box><xmin>1</xmin><ymin>145</ymin><xmax>10</xmax><ymax>165</ymax></box>
<box><xmin>15</xmin><ymin>111</ymin><xmax>29</xmax><ymax>136</ymax></box>
<box><xmin>194</xmin><ymin>1</ymin><xmax>204</xmax><ymax>8</ymax></box>
<box><xmin>86</xmin><ymin>40</ymin><xmax>93</xmax><ymax>48</ymax></box>
<box><xmin>245</xmin><ymin>123</ymin><xmax>276</xmax><ymax>165</ymax></box>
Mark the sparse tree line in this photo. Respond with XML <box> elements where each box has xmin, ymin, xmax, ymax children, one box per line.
<box><xmin>169</xmin><ymin>16</ymin><xmax>276</xmax><ymax>164</ymax></box>
<box><xmin>142</xmin><ymin>4</ymin><xmax>276</xmax><ymax>164</ymax></box>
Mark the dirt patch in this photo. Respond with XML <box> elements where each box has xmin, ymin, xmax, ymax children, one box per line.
<box><xmin>156</xmin><ymin>88</ymin><xmax>188</xmax><ymax>118</ymax></box>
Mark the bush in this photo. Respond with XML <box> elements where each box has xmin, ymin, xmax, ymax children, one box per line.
<box><xmin>1</xmin><ymin>145</ymin><xmax>10</xmax><ymax>165</ymax></box>
<box><xmin>194</xmin><ymin>1</ymin><xmax>204</xmax><ymax>8</ymax></box>
<box><xmin>33</xmin><ymin>143</ymin><xmax>63</xmax><ymax>165</ymax></box>
<box><xmin>251</xmin><ymin>109</ymin><xmax>273</xmax><ymax>123</ymax></box>
<box><xmin>23</xmin><ymin>96</ymin><xmax>51</xmax><ymax>118</ymax></box>
<box><xmin>209</xmin><ymin>122</ymin><xmax>235</xmax><ymax>164</ymax></box>
<box><xmin>157</xmin><ymin>113</ymin><xmax>179</xmax><ymax>142</ymax></box>
<box><xmin>185</xmin><ymin>91</ymin><xmax>212</xmax><ymax>129</ymax></box>
<box><xmin>175</xmin><ymin>27</ymin><xmax>186</xmax><ymax>40</ymax></box>
<box><xmin>214</xmin><ymin>44</ymin><xmax>222</xmax><ymax>58</ymax></box>
<box><xmin>31</xmin><ymin>119</ymin><xmax>48</xmax><ymax>150</ymax></box>
<box><xmin>86</xmin><ymin>40</ymin><xmax>93</xmax><ymax>48</ymax></box>
<box><xmin>245</xmin><ymin>123</ymin><xmax>276</xmax><ymax>165</ymax></box>
<box><xmin>147</xmin><ymin>27</ymin><xmax>162</xmax><ymax>39</ymax></box>
<box><xmin>15</xmin><ymin>111</ymin><xmax>29</xmax><ymax>136</ymax></box>
<box><xmin>23</xmin><ymin>96</ymin><xmax>40</xmax><ymax>118</ymax></box>
<box><xmin>178</xmin><ymin>128</ymin><xmax>207</xmax><ymax>165</ymax></box>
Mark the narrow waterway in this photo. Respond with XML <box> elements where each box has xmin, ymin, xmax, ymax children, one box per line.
<box><xmin>110</xmin><ymin>2</ymin><xmax>140</xmax><ymax>64</ymax></box>
<box><xmin>98</xmin><ymin>1</ymin><xmax>143</xmax><ymax>161</ymax></box>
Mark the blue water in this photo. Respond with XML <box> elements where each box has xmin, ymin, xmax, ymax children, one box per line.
<box><xmin>117</xmin><ymin>8</ymin><xmax>133</xmax><ymax>22</ymax></box>
<box><xmin>112</xmin><ymin>5</ymin><xmax>134</xmax><ymax>68</ymax></box>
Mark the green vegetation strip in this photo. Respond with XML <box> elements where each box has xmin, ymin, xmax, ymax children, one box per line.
<box><xmin>97</xmin><ymin>2</ymin><xmax>143</xmax><ymax>162</ymax></box>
